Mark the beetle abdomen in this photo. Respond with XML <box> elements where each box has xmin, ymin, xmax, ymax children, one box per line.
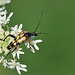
<box><xmin>7</xmin><ymin>33</ymin><xmax>27</xmax><ymax>50</ymax></box>
<box><xmin>7</xmin><ymin>42</ymin><xmax>15</xmax><ymax>50</ymax></box>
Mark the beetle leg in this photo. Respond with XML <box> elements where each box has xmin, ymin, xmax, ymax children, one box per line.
<box><xmin>10</xmin><ymin>45</ymin><xmax>20</xmax><ymax>53</ymax></box>
<box><xmin>27</xmin><ymin>37</ymin><xmax>31</xmax><ymax>44</ymax></box>
<box><xmin>26</xmin><ymin>30</ymin><xmax>28</xmax><ymax>33</ymax></box>
<box><xmin>3</xmin><ymin>45</ymin><xmax>20</xmax><ymax>60</ymax></box>
<box><xmin>27</xmin><ymin>37</ymin><xmax>33</xmax><ymax>50</ymax></box>
<box><xmin>3</xmin><ymin>34</ymin><xmax>16</xmax><ymax>41</ymax></box>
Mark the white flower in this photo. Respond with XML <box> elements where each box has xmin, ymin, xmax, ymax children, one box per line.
<box><xmin>3</xmin><ymin>59</ymin><xmax>8</xmax><ymax>67</ymax></box>
<box><xmin>10</xmin><ymin>24</ymin><xmax>23</xmax><ymax>36</ymax></box>
<box><xmin>0</xmin><ymin>40</ymin><xmax>3</xmax><ymax>44</ymax></box>
<box><xmin>0</xmin><ymin>40</ymin><xmax>3</xmax><ymax>53</ymax></box>
<box><xmin>5</xmin><ymin>30</ymin><xmax>9</xmax><ymax>36</ymax></box>
<box><xmin>0</xmin><ymin>7</ymin><xmax>5</xmax><ymax>11</ymax></box>
<box><xmin>0</xmin><ymin>56</ymin><xmax>4</xmax><ymax>63</ymax></box>
<box><xmin>0</xmin><ymin>25</ymin><xmax>4</xmax><ymax>35</ymax></box>
<box><xmin>3</xmin><ymin>48</ymin><xmax>9</xmax><ymax>55</ymax></box>
<box><xmin>12</xmin><ymin>48</ymin><xmax>24</xmax><ymax>59</ymax></box>
<box><xmin>0</xmin><ymin>56</ymin><xmax>8</xmax><ymax>67</ymax></box>
<box><xmin>31</xmin><ymin>40</ymin><xmax>42</xmax><ymax>50</ymax></box>
<box><xmin>25</xmin><ymin>40</ymin><xmax>42</xmax><ymax>53</ymax></box>
<box><xmin>0</xmin><ymin>0</ymin><xmax>11</xmax><ymax>5</ymax></box>
<box><xmin>6</xmin><ymin>12</ymin><xmax>13</xmax><ymax>24</ymax></box>
<box><xmin>8</xmin><ymin>59</ymin><xmax>27</xmax><ymax>74</ymax></box>
<box><xmin>0</xmin><ymin>56</ymin><xmax>8</xmax><ymax>68</ymax></box>
<box><xmin>0</xmin><ymin>47</ymin><xmax>3</xmax><ymax>53</ymax></box>
<box><xmin>25</xmin><ymin>43</ymin><xmax>35</xmax><ymax>53</ymax></box>
<box><xmin>0</xmin><ymin>10</ymin><xmax>13</xmax><ymax>26</ymax></box>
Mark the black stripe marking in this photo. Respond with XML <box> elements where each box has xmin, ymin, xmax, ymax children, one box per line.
<box><xmin>16</xmin><ymin>42</ymin><xmax>20</xmax><ymax>45</ymax></box>
<box><xmin>10</xmin><ymin>42</ymin><xmax>15</xmax><ymax>47</ymax></box>
<box><xmin>7</xmin><ymin>46</ymin><xmax>11</xmax><ymax>50</ymax></box>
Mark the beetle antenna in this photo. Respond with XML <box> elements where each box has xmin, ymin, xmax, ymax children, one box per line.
<box><xmin>34</xmin><ymin>9</ymin><xmax>44</xmax><ymax>32</ymax></box>
<box><xmin>37</xmin><ymin>32</ymin><xmax>59</xmax><ymax>44</ymax></box>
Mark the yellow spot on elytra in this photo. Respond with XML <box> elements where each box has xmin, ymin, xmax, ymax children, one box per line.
<box><xmin>18</xmin><ymin>39</ymin><xmax>22</xmax><ymax>43</ymax></box>
<box><xmin>14</xmin><ymin>42</ymin><xmax>16</xmax><ymax>45</ymax></box>
<box><xmin>9</xmin><ymin>46</ymin><xmax>12</xmax><ymax>48</ymax></box>
<box><xmin>17</xmin><ymin>37</ymin><xmax>26</xmax><ymax>43</ymax></box>
<box><xmin>16</xmin><ymin>36</ymin><xmax>19</xmax><ymax>40</ymax></box>
<box><xmin>22</xmin><ymin>37</ymin><xmax>26</xmax><ymax>41</ymax></box>
<box><xmin>20</xmin><ymin>34</ymin><xmax>24</xmax><ymax>37</ymax></box>
<box><xmin>12</xmin><ymin>40</ymin><xmax>15</xmax><ymax>43</ymax></box>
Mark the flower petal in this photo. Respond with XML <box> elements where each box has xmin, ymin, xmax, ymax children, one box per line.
<box><xmin>18</xmin><ymin>48</ymin><xmax>22</xmax><ymax>50</ymax></box>
<box><xmin>12</xmin><ymin>52</ymin><xmax>16</xmax><ymax>58</ymax></box>
<box><xmin>17</xmin><ymin>52</ymin><xmax>20</xmax><ymax>59</ymax></box>
<box><xmin>35</xmin><ymin>40</ymin><xmax>42</xmax><ymax>43</ymax></box>
<box><xmin>20</xmin><ymin>64</ymin><xmax>27</xmax><ymax>68</ymax></box>
<box><xmin>20</xmin><ymin>67</ymin><xmax>27</xmax><ymax>72</ymax></box>
<box><xmin>8</xmin><ymin>12</ymin><xmax>13</xmax><ymax>18</ymax></box>
<box><xmin>5</xmin><ymin>0</ymin><xmax>11</xmax><ymax>4</ymax></box>
<box><xmin>0</xmin><ymin>7</ymin><xmax>5</xmax><ymax>11</ymax></box>
<box><xmin>34</xmin><ymin>44</ymin><xmax>39</xmax><ymax>50</ymax></box>
<box><xmin>14</xmin><ymin>25</ymin><xmax>18</xmax><ymax>30</ymax></box>
<box><xmin>11</xmin><ymin>27</ymin><xmax>14</xmax><ymax>30</ymax></box>
<box><xmin>6</xmin><ymin>12</ymin><xmax>13</xmax><ymax>23</ymax></box>
<box><xmin>18</xmin><ymin>24</ymin><xmax>23</xmax><ymax>30</ymax></box>
<box><xmin>19</xmin><ymin>51</ymin><xmax>24</xmax><ymax>54</ymax></box>
<box><xmin>16</xmin><ymin>66</ymin><xmax>21</xmax><ymax>74</ymax></box>
<box><xmin>30</xmin><ymin>45</ymin><xmax>35</xmax><ymax>53</ymax></box>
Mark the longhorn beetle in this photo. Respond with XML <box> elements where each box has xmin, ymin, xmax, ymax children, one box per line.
<box><xmin>3</xmin><ymin>10</ymin><xmax>59</xmax><ymax>59</ymax></box>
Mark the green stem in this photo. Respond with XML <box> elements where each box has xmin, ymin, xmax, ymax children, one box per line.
<box><xmin>6</xmin><ymin>25</ymin><xmax>10</xmax><ymax>31</ymax></box>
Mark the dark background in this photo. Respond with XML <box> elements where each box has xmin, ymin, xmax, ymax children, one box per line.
<box><xmin>0</xmin><ymin>0</ymin><xmax>75</xmax><ymax>75</ymax></box>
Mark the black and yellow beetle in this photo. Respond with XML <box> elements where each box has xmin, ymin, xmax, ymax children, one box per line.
<box><xmin>3</xmin><ymin>10</ymin><xmax>58</xmax><ymax>59</ymax></box>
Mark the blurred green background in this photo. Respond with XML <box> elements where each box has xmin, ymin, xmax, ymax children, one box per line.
<box><xmin>1</xmin><ymin>0</ymin><xmax>75</xmax><ymax>75</ymax></box>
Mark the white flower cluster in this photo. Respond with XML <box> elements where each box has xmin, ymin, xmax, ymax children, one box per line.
<box><xmin>0</xmin><ymin>0</ymin><xmax>11</xmax><ymax>6</ymax></box>
<box><xmin>0</xmin><ymin>0</ymin><xmax>42</xmax><ymax>74</ymax></box>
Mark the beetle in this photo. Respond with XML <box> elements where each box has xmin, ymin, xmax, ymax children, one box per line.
<box><xmin>3</xmin><ymin>10</ymin><xmax>58</xmax><ymax>59</ymax></box>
